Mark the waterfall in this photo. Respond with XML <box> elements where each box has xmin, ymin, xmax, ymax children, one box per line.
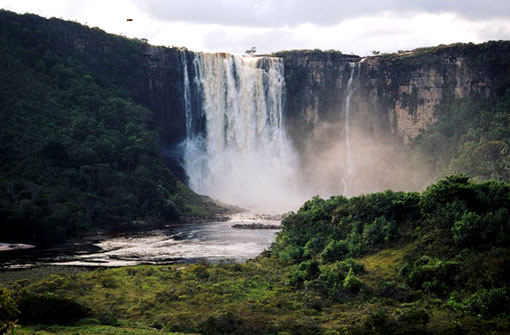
<box><xmin>181</xmin><ymin>52</ymin><xmax>300</xmax><ymax>212</ymax></box>
<box><xmin>180</xmin><ymin>52</ymin><xmax>192</xmax><ymax>138</ymax></box>
<box><xmin>342</xmin><ymin>62</ymin><xmax>359</xmax><ymax>197</ymax></box>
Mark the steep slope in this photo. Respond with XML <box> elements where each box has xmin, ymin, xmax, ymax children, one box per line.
<box><xmin>0</xmin><ymin>10</ymin><xmax>223</xmax><ymax>245</ymax></box>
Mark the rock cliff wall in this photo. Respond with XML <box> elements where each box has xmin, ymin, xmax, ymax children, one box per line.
<box><xmin>277</xmin><ymin>43</ymin><xmax>510</xmax><ymax>148</ymax></box>
<box><xmin>273</xmin><ymin>50</ymin><xmax>360</xmax><ymax>151</ymax></box>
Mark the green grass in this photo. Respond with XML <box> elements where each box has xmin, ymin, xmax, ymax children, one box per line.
<box><xmin>358</xmin><ymin>243</ymin><xmax>414</xmax><ymax>281</ymax></box>
<box><xmin>3</xmin><ymin>251</ymin><xmax>509</xmax><ymax>334</ymax></box>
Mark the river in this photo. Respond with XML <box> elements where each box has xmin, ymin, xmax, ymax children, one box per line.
<box><xmin>0</xmin><ymin>213</ymin><xmax>280</xmax><ymax>269</ymax></box>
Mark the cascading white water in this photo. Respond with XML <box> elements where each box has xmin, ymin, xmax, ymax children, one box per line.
<box><xmin>182</xmin><ymin>52</ymin><xmax>301</xmax><ymax>212</ymax></box>
<box><xmin>180</xmin><ymin>52</ymin><xmax>192</xmax><ymax>138</ymax></box>
<box><xmin>342</xmin><ymin>63</ymin><xmax>359</xmax><ymax>197</ymax></box>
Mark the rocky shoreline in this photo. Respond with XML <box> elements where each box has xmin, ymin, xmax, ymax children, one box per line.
<box><xmin>0</xmin><ymin>243</ymin><xmax>35</xmax><ymax>252</ymax></box>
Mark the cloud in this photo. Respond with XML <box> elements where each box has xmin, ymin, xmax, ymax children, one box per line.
<box><xmin>134</xmin><ymin>0</ymin><xmax>510</xmax><ymax>28</ymax></box>
<box><xmin>1</xmin><ymin>0</ymin><xmax>510</xmax><ymax>55</ymax></box>
<box><xmin>187</xmin><ymin>13</ymin><xmax>510</xmax><ymax>56</ymax></box>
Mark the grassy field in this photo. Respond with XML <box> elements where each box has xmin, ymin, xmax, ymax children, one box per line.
<box><xmin>2</xmin><ymin>251</ymin><xmax>484</xmax><ymax>335</ymax></box>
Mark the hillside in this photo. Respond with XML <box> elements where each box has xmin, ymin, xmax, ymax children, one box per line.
<box><xmin>0</xmin><ymin>10</ymin><xmax>224</xmax><ymax>245</ymax></box>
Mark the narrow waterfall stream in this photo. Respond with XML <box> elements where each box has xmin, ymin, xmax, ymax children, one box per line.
<box><xmin>342</xmin><ymin>62</ymin><xmax>359</xmax><ymax>197</ymax></box>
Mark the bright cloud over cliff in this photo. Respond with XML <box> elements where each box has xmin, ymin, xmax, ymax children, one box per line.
<box><xmin>1</xmin><ymin>0</ymin><xmax>510</xmax><ymax>55</ymax></box>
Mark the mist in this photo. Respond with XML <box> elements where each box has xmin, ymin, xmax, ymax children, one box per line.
<box><xmin>185</xmin><ymin>118</ymin><xmax>434</xmax><ymax>214</ymax></box>
<box><xmin>296</xmin><ymin>120</ymin><xmax>434</xmax><ymax>203</ymax></box>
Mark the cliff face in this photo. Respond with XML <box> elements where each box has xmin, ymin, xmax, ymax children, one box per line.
<box><xmin>278</xmin><ymin>43</ymin><xmax>510</xmax><ymax>147</ymax></box>
<box><xmin>274</xmin><ymin>50</ymin><xmax>360</xmax><ymax>151</ymax></box>
<box><xmin>137</xmin><ymin>47</ymin><xmax>188</xmax><ymax>179</ymax></box>
<box><xmin>357</xmin><ymin>43</ymin><xmax>510</xmax><ymax>143</ymax></box>
<box><xmin>4</xmin><ymin>11</ymin><xmax>510</xmax><ymax>184</ymax></box>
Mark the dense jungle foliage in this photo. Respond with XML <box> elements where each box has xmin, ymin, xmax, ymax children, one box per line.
<box><xmin>1</xmin><ymin>176</ymin><xmax>509</xmax><ymax>334</ymax></box>
<box><xmin>411</xmin><ymin>92</ymin><xmax>510</xmax><ymax>182</ymax></box>
<box><xmin>0</xmin><ymin>10</ymin><xmax>222</xmax><ymax>245</ymax></box>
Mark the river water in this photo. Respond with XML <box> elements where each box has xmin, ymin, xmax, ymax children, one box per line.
<box><xmin>0</xmin><ymin>213</ymin><xmax>280</xmax><ymax>269</ymax></box>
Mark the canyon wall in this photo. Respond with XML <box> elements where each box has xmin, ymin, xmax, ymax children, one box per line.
<box><xmin>275</xmin><ymin>44</ymin><xmax>510</xmax><ymax>195</ymax></box>
<box><xmin>4</xmin><ymin>11</ymin><xmax>510</xmax><ymax>188</ymax></box>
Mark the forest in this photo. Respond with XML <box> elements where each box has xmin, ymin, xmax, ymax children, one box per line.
<box><xmin>0</xmin><ymin>10</ymin><xmax>223</xmax><ymax>245</ymax></box>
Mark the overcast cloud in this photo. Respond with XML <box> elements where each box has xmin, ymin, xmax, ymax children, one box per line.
<box><xmin>1</xmin><ymin>0</ymin><xmax>510</xmax><ymax>55</ymax></box>
<box><xmin>136</xmin><ymin>0</ymin><xmax>510</xmax><ymax>27</ymax></box>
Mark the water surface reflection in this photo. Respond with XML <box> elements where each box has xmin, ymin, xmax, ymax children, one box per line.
<box><xmin>1</xmin><ymin>213</ymin><xmax>280</xmax><ymax>268</ymax></box>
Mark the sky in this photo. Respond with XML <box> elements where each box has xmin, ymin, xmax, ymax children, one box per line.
<box><xmin>2</xmin><ymin>0</ymin><xmax>510</xmax><ymax>56</ymax></box>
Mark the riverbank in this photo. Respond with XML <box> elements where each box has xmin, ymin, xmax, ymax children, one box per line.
<box><xmin>0</xmin><ymin>265</ymin><xmax>91</xmax><ymax>284</ymax></box>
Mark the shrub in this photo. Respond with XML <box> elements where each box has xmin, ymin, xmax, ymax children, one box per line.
<box><xmin>464</xmin><ymin>288</ymin><xmax>510</xmax><ymax>318</ymax></box>
<box><xmin>0</xmin><ymin>287</ymin><xmax>19</xmax><ymax>334</ymax></box>
<box><xmin>357</xmin><ymin>308</ymin><xmax>395</xmax><ymax>334</ymax></box>
<box><xmin>189</xmin><ymin>264</ymin><xmax>210</xmax><ymax>280</ymax></box>
<box><xmin>343</xmin><ymin>268</ymin><xmax>363</xmax><ymax>293</ymax></box>
<box><xmin>393</xmin><ymin>307</ymin><xmax>430</xmax><ymax>326</ymax></box>
<box><xmin>279</xmin><ymin>246</ymin><xmax>304</xmax><ymax>263</ymax></box>
<box><xmin>336</xmin><ymin>258</ymin><xmax>365</xmax><ymax>274</ymax></box>
<box><xmin>97</xmin><ymin>312</ymin><xmax>119</xmax><ymax>326</ymax></box>
<box><xmin>198</xmin><ymin>312</ymin><xmax>241</xmax><ymax>334</ymax></box>
<box><xmin>321</xmin><ymin>240</ymin><xmax>349</xmax><ymax>262</ymax></box>
<box><xmin>289</xmin><ymin>261</ymin><xmax>320</xmax><ymax>288</ymax></box>
<box><xmin>453</xmin><ymin>208</ymin><xmax>510</xmax><ymax>247</ymax></box>
<box><xmin>400</xmin><ymin>256</ymin><xmax>459</xmax><ymax>295</ymax></box>
<box><xmin>18</xmin><ymin>294</ymin><xmax>90</xmax><ymax>325</ymax></box>
<box><xmin>289</xmin><ymin>269</ymin><xmax>308</xmax><ymax>288</ymax></box>
<box><xmin>362</xmin><ymin>216</ymin><xmax>397</xmax><ymax>247</ymax></box>
<box><xmin>375</xmin><ymin>280</ymin><xmax>411</xmax><ymax>301</ymax></box>
<box><xmin>300</xmin><ymin>260</ymin><xmax>320</xmax><ymax>277</ymax></box>
<box><xmin>303</xmin><ymin>237</ymin><xmax>323</xmax><ymax>259</ymax></box>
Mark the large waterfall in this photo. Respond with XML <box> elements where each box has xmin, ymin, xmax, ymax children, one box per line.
<box><xmin>181</xmin><ymin>52</ymin><xmax>301</xmax><ymax>212</ymax></box>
